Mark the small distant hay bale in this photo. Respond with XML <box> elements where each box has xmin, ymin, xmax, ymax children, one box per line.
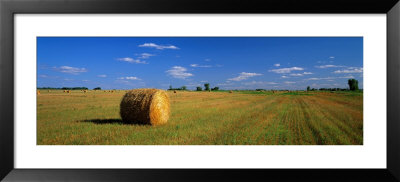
<box><xmin>48</xmin><ymin>90</ymin><xmax>50</xmax><ymax>92</ymax></box>
<box><xmin>37</xmin><ymin>90</ymin><xmax>40</xmax><ymax>95</ymax></box>
<box><xmin>67</xmin><ymin>90</ymin><xmax>70</xmax><ymax>93</ymax></box>
<box><xmin>84</xmin><ymin>90</ymin><xmax>87</xmax><ymax>93</ymax></box>
<box><xmin>229</xmin><ymin>90</ymin><xmax>233</xmax><ymax>93</ymax></box>
<box><xmin>120</xmin><ymin>88</ymin><xmax>170</xmax><ymax>125</ymax></box>
<box><xmin>63</xmin><ymin>90</ymin><xmax>66</xmax><ymax>93</ymax></box>
<box><xmin>173</xmin><ymin>90</ymin><xmax>177</xmax><ymax>93</ymax></box>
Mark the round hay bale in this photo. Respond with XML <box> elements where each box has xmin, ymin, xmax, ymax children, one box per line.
<box><xmin>120</xmin><ymin>88</ymin><xmax>170</xmax><ymax>125</ymax></box>
<box><xmin>229</xmin><ymin>90</ymin><xmax>233</xmax><ymax>93</ymax></box>
<box><xmin>37</xmin><ymin>90</ymin><xmax>40</xmax><ymax>95</ymax></box>
<box><xmin>67</xmin><ymin>90</ymin><xmax>70</xmax><ymax>93</ymax></box>
<box><xmin>173</xmin><ymin>90</ymin><xmax>177</xmax><ymax>93</ymax></box>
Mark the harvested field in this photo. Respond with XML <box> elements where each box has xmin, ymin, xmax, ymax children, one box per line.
<box><xmin>37</xmin><ymin>90</ymin><xmax>363</xmax><ymax>145</ymax></box>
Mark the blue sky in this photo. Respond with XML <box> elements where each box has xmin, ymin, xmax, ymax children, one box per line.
<box><xmin>37</xmin><ymin>37</ymin><xmax>363</xmax><ymax>90</ymax></box>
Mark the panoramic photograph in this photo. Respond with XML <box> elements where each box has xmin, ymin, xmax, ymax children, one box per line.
<box><xmin>37</xmin><ymin>37</ymin><xmax>363</xmax><ymax>145</ymax></box>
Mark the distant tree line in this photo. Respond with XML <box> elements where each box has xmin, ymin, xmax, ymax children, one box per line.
<box><xmin>169</xmin><ymin>83</ymin><xmax>219</xmax><ymax>91</ymax></box>
<box><xmin>168</xmin><ymin>85</ymin><xmax>187</xmax><ymax>91</ymax></box>
<box><xmin>306</xmin><ymin>79</ymin><xmax>360</xmax><ymax>92</ymax></box>
<box><xmin>37</xmin><ymin>87</ymin><xmax>89</xmax><ymax>90</ymax></box>
<box><xmin>203</xmin><ymin>83</ymin><xmax>219</xmax><ymax>91</ymax></box>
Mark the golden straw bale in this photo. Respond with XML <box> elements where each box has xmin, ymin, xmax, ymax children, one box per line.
<box><xmin>37</xmin><ymin>90</ymin><xmax>40</xmax><ymax>95</ymax></box>
<box><xmin>229</xmin><ymin>90</ymin><xmax>233</xmax><ymax>93</ymax></box>
<box><xmin>173</xmin><ymin>90</ymin><xmax>176</xmax><ymax>93</ymax></box>
<box><xmin>120</xmin><ymin>88</ymin><xmax>170</xmax><ymax>125</ymax></box>
<box><xmin>67</xmin><ymin>90</ymin><xmax>70</xmax><ymax>93</ymax></box>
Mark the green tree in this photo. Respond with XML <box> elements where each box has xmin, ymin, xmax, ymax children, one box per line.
<box><xmin>196</xmin><ymin>87</ymin><xmax>202</xmax><ymax>91</ymax></box>
<box><xmin>307</xmin><ymin>86</ymin><xmax>310</xmax><ymax>91</ymax></box>
<box><xmin>181</xmin><ymin>86</ymin><xmax>187</xmax><ymax>90</ymax></box>
<box><xmin>348</xmin><ymin>79</ymin><xmax>359</xmax><ymax>91</ymax></box>
<box><xmin>169</xmin><ymin>85</ymin><xmax>173</xmax><ymax>90</ymax></box>
<box><xmin>93</xmin><ymin>87</ymin><xmax>101</xmax><ymax>90</ymax></box>
<box><xmin>211</xmin><ymin>87</ymin><xmax>219</xmax><ymax>91</ymax></box>
<box><xmin>204</xmin><ymin>83</ymin><xmax>210</xmax><ymax>91</ymax></box>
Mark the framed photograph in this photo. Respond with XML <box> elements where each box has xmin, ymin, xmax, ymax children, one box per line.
<box><xmin>1</xmin><ymin>0</ymin><xmax>399</xmax><ymax>181</ymax></box>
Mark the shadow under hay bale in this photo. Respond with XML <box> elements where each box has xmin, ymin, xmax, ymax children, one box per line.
<box><xmin>120</xmin><ymin>88</ymin><xmax>170</xmax><ymax>125</ymax></box>
<box><xmin>80</xmin><ymin>119</ymin><xmax>126</xmax><ymax>125</ymax></box>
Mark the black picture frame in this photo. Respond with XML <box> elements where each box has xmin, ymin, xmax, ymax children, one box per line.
<box><xmin>1</xmin><ymin>0</ymin><xmax>399</xmax><ymax>181</ymax></box>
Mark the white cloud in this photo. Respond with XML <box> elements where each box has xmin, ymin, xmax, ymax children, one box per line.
<box><xmin>305</xmin><ymin>77</ymin><xmax>334</xmax><ymax>81</ymax></box>
<box><xmin>166</xmin><ymin>66</ymin><xmax>193</xmax><ymax>79</ymax></box>
<box><xmin>228</xmin><ymin>72</ymin><xmax>262</xmax><ymax>81</ymax></box>
<box><xmin>281</xmin><ymin>75</ymin><xmax>289</xmax><ymax>78</ymax></box>
<box><xmin>269</xmin><ymin>67</ymin><xmax>304</xmax><ymax>73</ymax></box>
<box><xmin>243</xmin><ymin>81</ymin><xmax>277</xmax><ymax>86</ymax></box>
<box><xmin>290</xmin><ymin>73</ymin><xmax>303</xmax><ymax>77</ymax></box>
<box><xmin>315</xmin><ymin>65</ymin><xmax>343</xmax><ymax>68</ymax></box>
<box><xmin>186</xmin><ymin>83</ymin><xmax>203</xmax><ymax>87</ymax></box>
<box><xmin>338</xmin><ymin>75</ymin><xmax>355</xmax><ymax>79</ymax></box>
<box><xmin>329</xmin><ymin>56</ymin><xmax>335</xmax><ymax>59</ymax></box>
<box><xmin>217</xmin><ymin>82</ymin><xmax>234</xmax><ymax>86</ymax></box>
<box><xmin>139</xmin><ymin>43</ymin><xmax>179</xmax><ymax>50</ymax></box>
<box><xmin>303</xmin><ymin>72</ymin><xmax>313</xmax><ymax>75</ymax></box>
<box><xmin>118</xmin><ymin>76</ymin><xmax>141</xmax><ymax>80</ymax></box>
<box><xmin>190</xmin><ymin>64</ymin><xmax>212</xmax><ymax>68</ymax></box>
<box><xmin>55</xmin><ymin>66</ymin><xmax>87</xmax><ymax>75</ymax></box>
<box><xmin>117</xmin><ymin>57</ymin><xmax>147</xmax><ymax>64</ymax></box>
<box><xmin>138</xmin><ymin>53</ymin><xmax>155</xmax><ymax>59</ymax></box>
<box><xmin>305</xmin><ymin>75</ymin><xmax>354</xmax><ymax>81</ymax></box>
<box><xmin>205</xmin><ymin>59</ymin><xmax>211</xmax><ymax>62</ymax></box>
<box><xmin>284</xmin><ymin>81</ymin><xmax>296</xmax><ymax>84</ymax></box>
<box><xmin>97</xmin><ymin>74</ymin><xmax>107</xmax><ymax>78</ymax></box>
<box><xmin>126</xmin><ymin>77</ymin><xmax>141</xmax><ymax>80</ymax></box>
<box><xmin>333</xmin><ymin>67</ymin><xmax>363</xmax><ymax>74</ymax></box>
<box><xmin>274</xmin><ymin>63</ymin><xmax>280</xmax><ymax>67</ymax></box>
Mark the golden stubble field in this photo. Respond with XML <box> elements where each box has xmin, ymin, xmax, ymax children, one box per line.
<box><xmin>37</xmin><ymin>90</ymin><xmax>363</xmax><ymax>145</ymax></box>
